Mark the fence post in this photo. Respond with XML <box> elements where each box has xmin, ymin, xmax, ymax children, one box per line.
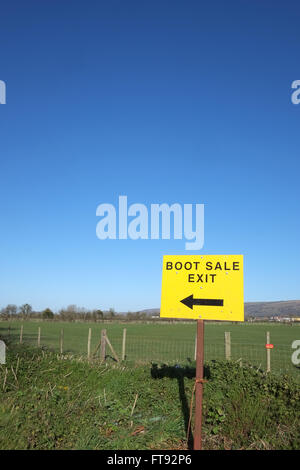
<box><xmin>194</xmin><ymin>334</ymin><xmax>197</xmax><ymax>361</ymax></box>
<box><xmin>0</xmin><ymin>340</ymin><xmax>6</xmax><ymax>364</ymax></box>
<box><xmin>87</xmin><ymin>328</ymin><xmax>92</xmax><ymax>359</ymax></box>
<box><xmin>105</xmin><ymin>334</ymin><xmax>120</xmax><ymax>362</ymax></box>
<box><xmin>122</xmin><ymin>328</ymin><xmax>127</xmax><ymax>361</ymax></box>
<box><xmin>37</xmin><ymin>327</ymin><xmax>41</xmax><ymax>347</ymax></box>
<box><xmin>20</xmin><ymin>325</ymin><xmax>23</xmax><ymax>344</ymax></box>
<box><xmin>100</xmin><ymin>329</ymin><xmax>106</xmax><ymax>362</ymax></box>
<box><xmin>225</xmin><ymin>331</ymin><xmax>231</xmax><ymax>360</ymax></box>
<box><xmin>266</xmin><ymin>331</ymin><xmax>271</xmax><ymax>373</ymax></box>
<box><xmin>60</xmin><ymin>329</ymin><xmax>64</xmax><ymax>354</ymax></box>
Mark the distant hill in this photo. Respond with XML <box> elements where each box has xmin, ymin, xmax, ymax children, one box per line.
<box><xmin>244</xmin><ymin>300</ymin><xmax>300</xmax><ymax>317</ymax></box>
<box><xmin>140</xmin><ymin>300</ymin><xmax>300</xmax><ymax>318</ymax></box>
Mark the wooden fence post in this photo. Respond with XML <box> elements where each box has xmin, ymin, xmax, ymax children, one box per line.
<box><xmin>122</xmin><ymin>328</ymin><xmax>127</xmax><ymax>361</ymax></box>
<box><xmin>87</xmin><ymin>328</ymin><xmax>92</xmax><ymax>359</ymax></box>
<box><xmin>105</xmin><ymin>334</ymin><xmax>120</xmax><ymax>362</ymax></box>
<box><xmin>225</xmin><ymin>331</ymin><xmax>231</xmax><ymax>360</ymax></box>
<box><xmin>0</xmin><ymin>340</ymin><xmax>6</xmax><ymax>364</ymax></box>
<box><xmin>37</xmin><ymin>327</ymin><xmax>41</xmax><ymax>347</ymax></box>
<box><xmin>266</xmin><ymin>331</ymin><xmax>271</xmax><ymax>373</ymax></box>
<box><xmin>20</xmin><ymin>325</ymin><xmax>23</xmax><ymax>344</ymax></box>
<box><xmin>60</xmin><ymin>329</ymin><xmax>64</xmax><ymax>354</ymax></box>
<box><xmin>100</xmin><ymin>329</ymin><xmax>106</xmax><ymax>362</ymax></box>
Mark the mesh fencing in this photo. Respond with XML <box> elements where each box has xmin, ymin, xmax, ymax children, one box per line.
<box><xmin>93</xmin><ymin>334</ymin><xmax>300</xmax><ymax>380</ymax></box>
<box><xmin>1</xmin><ymin>322</ymin><xmax>299</xmax><ymax>381</ymax></box>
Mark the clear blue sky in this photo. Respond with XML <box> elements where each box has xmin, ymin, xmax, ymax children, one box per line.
<box><xmin>0</xmin><ymin>1</ymin><xmax>299</xmax><ymax>312</ymax></box>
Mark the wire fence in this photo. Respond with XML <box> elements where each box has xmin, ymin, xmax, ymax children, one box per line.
<box><xmin>102</xmin><ymin>335</ymin><xmax>299</xmax><ymax>379</ymax></box>
<box><xmin>1</xmin><ymin>322</ymin><xmax>299</xmax><ymax>381</ymax></box>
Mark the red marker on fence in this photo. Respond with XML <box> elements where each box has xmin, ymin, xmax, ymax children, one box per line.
<box><xmin>265</xmin><ymin>344</ymin><xmax>274</xmax><ymax>349</ymax></box>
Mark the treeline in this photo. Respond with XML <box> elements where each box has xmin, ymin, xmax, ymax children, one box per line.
<box><xmin>0</xmin><ymin>304</ymin><xmax>156</xmax><ymax>322</ymax></box>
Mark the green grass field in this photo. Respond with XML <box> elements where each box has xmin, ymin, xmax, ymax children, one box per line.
<box><xmin>0</xmin><ymin>344</ymin><xmax>299</xmax><ymax>450</ymax></box>
<box><xmin>1</xmin><ymin>320</ymin><xmax>299</xmax><ymax>379</ymax></box>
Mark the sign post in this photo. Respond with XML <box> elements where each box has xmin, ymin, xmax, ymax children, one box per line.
<box><xmin>194</xmin><ymin>319</ymin><xmax>205</xmax><ymax>450</ymax></box>
<box><xmin>160</xmin><ymin>254</ymin><xmax>244</xmax><ymax>450</ymax></box>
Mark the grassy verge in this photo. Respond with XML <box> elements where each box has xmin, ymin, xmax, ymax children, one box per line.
<box><xmin>0</xmin><ymin>342</ymin><xmax>299</xmax><ymax>450</ymax></box>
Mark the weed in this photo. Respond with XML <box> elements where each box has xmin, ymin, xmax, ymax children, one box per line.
<box><xmin>0</xmin><ymin>345</ymin><xmax>299</xmax><ymax>449</ymax></box>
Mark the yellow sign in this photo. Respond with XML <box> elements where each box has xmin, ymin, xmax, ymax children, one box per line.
<box><xmin>160</xmin><ymin>255</ymin><xmax>244</xmax><ymax>321</ymax></box>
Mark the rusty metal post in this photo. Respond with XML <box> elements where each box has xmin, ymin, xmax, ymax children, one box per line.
<box><xmin>194</xmin><ymin>319</ymin><xmax>205</xmax><ymax>450</ymax></box>
<box><xmin>266</xmin><ymin>331</ymin><xmax>271</xmax><ymax>373</ymax></box>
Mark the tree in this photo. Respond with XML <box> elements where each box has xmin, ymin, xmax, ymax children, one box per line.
<box><xmin>108</xmin><ymin>308</ymin><xmax>115</xmax><ymax>319</ymax></box>
<box><xmin>42</xmin><ymin>308</ymin><xmax>54</xmax><ymax>320</ymax></box>
<box><xmin>94</xmin><ymin>309</ymin><xmax>104</xmax><ymax>321</ymax></box>
<box><xmin>1</xmin><ymin>304</ymin><xmax>17</xmax><ymax>317</ymax></box>
<box><xmin>20</xmin><ymin>304</ymin><xmax>32</xmax><ymax>318</ymax></box>
<box><xmin>59</xmin><ymin>305</ymin><xmax>81</xmax><ymax>321</ymax></box>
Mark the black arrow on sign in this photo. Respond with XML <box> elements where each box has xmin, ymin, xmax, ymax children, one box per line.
<box><xmin>180</xmin><ymin>295</ymin><xmax>224</xmax><ymax>310</ymax></box>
